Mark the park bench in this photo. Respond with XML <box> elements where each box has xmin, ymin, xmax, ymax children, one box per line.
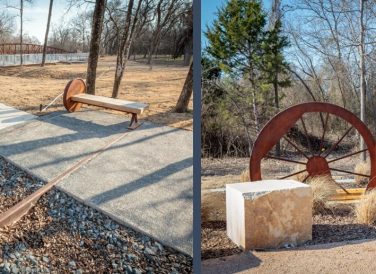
<box><xmin>63</xmin><ymin>78</ymin><xmax>148</xmax><ymax>129</ymax></box>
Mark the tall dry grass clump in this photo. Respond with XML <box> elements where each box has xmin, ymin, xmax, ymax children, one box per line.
<box><xmin>240</xmin><ymin>169</ymin><xmax>250</xmax><ymax>182</ymax></box>
<box><xmin>355</xmin><ymin>190</ymin><xmax>376</xmax><ymax>225</ymax></box>
<box><xmin>354</xmin><ymin>160</ymin><xmax>370</xmax><ymax>185</ymax></box>
<box><xmin>307</xmin><ymin>175</ymin><xmax>337</xmax><ymax>214</ymax></box>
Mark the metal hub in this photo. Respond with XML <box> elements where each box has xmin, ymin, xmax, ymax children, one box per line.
<box><xmin>306</xmin><ymin>156</ymin><xmax>330</xmax><ymax>176</ymax></box>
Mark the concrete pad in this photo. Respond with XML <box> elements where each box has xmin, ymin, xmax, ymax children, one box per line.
<box><xmin>0</xmin><ymin>110</ymin><xmax>192</xmax><ymax>255</ymax></box>
<box><xmin>0</xmin><ymin>102</ymin><xmax>35</xmax><ymax>130</ymax></box>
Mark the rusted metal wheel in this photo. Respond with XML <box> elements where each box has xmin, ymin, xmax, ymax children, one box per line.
<box><xmin>249</xmin><ymin>102</ymin><xmax>376</xmax><ymax>190</ymax></box>
<box><xmin>63</xmin><ymin>78</ymin><xmax>86</xmax><ymax>112</ymax></box>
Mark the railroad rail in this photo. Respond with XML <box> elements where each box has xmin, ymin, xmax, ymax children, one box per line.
<box><xmin>0</xmin><ymin>43</ymin><xmax>72</xmax><ymax>55</ymax></box>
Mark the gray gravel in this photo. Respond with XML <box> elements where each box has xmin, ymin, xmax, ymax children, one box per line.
<box><xmin>0</xmin><ymin>158</ymin><xmax>192</xmax><ymax>273</ymax></box>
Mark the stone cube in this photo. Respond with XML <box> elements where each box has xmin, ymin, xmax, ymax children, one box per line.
<box><xmin>226</xmin><ymin>180</ymin><xmax>312</xmax><ymax>250</ymax></box>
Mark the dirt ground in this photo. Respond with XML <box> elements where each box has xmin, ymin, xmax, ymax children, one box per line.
<box><xmin>0</xmin><ymin>56</ymin><xmax>192</xmax><ymax>130</ymax></box>
<box><xmin>202</xmin><ymin>239</ymin><xmax>376</xmax><ymax>273</ymax></box>
<box><xmin>201</xmin><ymin>156</ymin><xmax>375</xmax><ymax>271</ymax></box>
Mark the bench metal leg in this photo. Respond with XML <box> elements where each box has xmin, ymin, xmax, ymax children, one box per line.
<box><xmin>128</xmin><ymin>113</ymin><xmax>142</xmax><ymax>130</ymax></box>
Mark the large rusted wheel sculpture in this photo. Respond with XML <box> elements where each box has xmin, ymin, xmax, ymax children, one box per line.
<box><xmin>63</xmin><ymin>78</ymin><xmax>86</xmax><ymax>112</ymax></box>
<box><xmin>250</xmin><ymin>102</ymin><xmax>376</xmax><ymax>190</ymax></box>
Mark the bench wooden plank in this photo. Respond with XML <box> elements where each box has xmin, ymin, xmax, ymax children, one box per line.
<box><xmin>72</xmin><ymin>94</ymin><xmax>148</xmax><ymax>114</ymax></box>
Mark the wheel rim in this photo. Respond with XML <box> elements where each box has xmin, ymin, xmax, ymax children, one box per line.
<box><xmin>249</xmin><ymin>102</ymin><xmax>376</xmax><ymax>190</ymax></box>
<box><xmin>63</xmin><ymin>78</ymin><xmax>86</xmax><ymax>112</ymax></box>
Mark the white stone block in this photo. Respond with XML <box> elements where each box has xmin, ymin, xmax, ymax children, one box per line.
<box><xmin>226</xmin><ymin>180</ymin><xmax>312</xmax><ymax>250</ymax></box>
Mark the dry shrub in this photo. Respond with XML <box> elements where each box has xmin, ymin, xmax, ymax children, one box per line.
<box><xmin>240</xmin><ymin>169</ymin><xmax>250</xmax><ymax>182</ymax></box>
<box><xmin>307</xmin><ymin>175</ymin><xmax>337</xmax><ymax>214</ymax></box>
<box><xmin>293</xmin><ymin>164</ymin><xmax>309</xmax><ymax>182</ymax></box>
<box><xmin>355</xmin><ymin>190</ymin><xmax>376</xmax><ymax>225</ymax></box>
<box><xmin>201</xmin><ymin>192</ymin><xmax>226</xmax><ymax>222</ymax></box>
<box><xmin>354</xmin><ymin>160</ymin><xmax>370</xmax><ymax>185</ymax></box>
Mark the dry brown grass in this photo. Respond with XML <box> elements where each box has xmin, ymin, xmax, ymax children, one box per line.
<box><xmin>240</xmin><ymin>169</ymin><xmax>250</xmax><ymax>182</ymax></box>
<box><xmin>307</xmin><ymin>175</ymin><xmax>338</xmax><ymax>214</ymax></box>
<box><xmin>0</xmin><ymin>56</ymin><xmax>192</xmax><ymax>130</ymax></box>
<box><xmin>355</xmin><ymin>190</ymin><xmax>376</xmax><ymax>225</ymax></box>
<box><xmin>201</xmin><ymin>192</ymin><xmax>226</xmax><ymax>222</ymax></box>
<box><xmin>354</xmin><ymin>160</ymin><xmax>370</xmax><ymax>185</ymax></box>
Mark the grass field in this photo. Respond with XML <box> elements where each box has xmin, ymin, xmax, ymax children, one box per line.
<box><xmin>0</xmin><ymin>56</ymin><xmax>192</xmax><ymax>130</ymax></box>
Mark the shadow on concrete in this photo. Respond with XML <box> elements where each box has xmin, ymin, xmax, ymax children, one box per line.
<box><xmin>0</xmin><ymin>111</ymin><xmax>180</xmax><ymax>171</ymax></box>
<box><xmin>202</xmin><ymin>252</ymin><xmax>262</xmax><ymax>274</ymax></box>
<box><xmin>90</xmin><ymin>157</ymin><xmax>192</xmax><ymax>204</ymax></box>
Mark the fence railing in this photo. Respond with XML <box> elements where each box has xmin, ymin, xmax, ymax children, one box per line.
<box><xmin>0</xmin><ymin>53</ymin><xmax>89</xmax><ymax>67</ymax></box>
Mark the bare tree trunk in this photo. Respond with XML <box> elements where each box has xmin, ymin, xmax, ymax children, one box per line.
<box><xmin>273</xmin><ymin>75</ymin><xmax>281</xmax><ymax>155</ymax></box>
<box><xmin>359</xmin><ymin>0</ymin><xmax>366</xmax><ymax>161</ymax></box>
<box><xmin>86</xmin><ymin>0</ymin><xmax>107</xmax><ymax>95</ymax></box>
<box><xmin>271</xmin><ymin>0</ymin><xmax>281</xmax><ymax>155</ymax></box>
<box><xmin>174</xmin><ymin>62</ymin><xmax>192</xmax><ymax>112</ymax></box>
<box><xmin>41</xmin><ymin>0</ymin><xmax>53</xmax><ymax>67</ymax></box>
<box><xmin>20</xmin><ymin>0</ymin><xmax>23</xmax><ymax>66</ymax></box>
<box><xmin>112</xmin><ymin>0</ymin><xmax>142</xmax><ymax>98</ymax></box>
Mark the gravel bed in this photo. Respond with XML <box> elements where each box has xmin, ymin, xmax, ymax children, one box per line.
<box><xmin>0</xmin><ymin>157</ymin><xmax>45</xmax><ymax>213</ymax></box>
<box><xmin>201</xmin><ymin>205</ymin><xmax>376</xmax><ymax>261</ymax></box>
<box><xmin>0</xmin><ymin>160</ymin><xmax>192</xmax><ymax>273</ymax></box>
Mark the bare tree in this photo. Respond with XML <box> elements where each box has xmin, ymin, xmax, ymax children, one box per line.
<box><xmin>174</xmin><ymin>61</ymin><xmax>192</xmax><ymax>112</ymax></box>
<box><xmin>41</xmin><ymin>0</ymin><xmax>53</xmax><ymax>67</ymax></box>
<box><xmin>359</xmin><ymin>0</ymin><xmax>366</xmax><ymax>160</ymax></box>
<box><xmin>6</xmin><ymin>0</ymin><xmax>33</xmax><ymax>65</ymax></box>
<box><xmin>0</xmin><ymin>11</ymin><xmax>14</xmax><ymax>42</ymax></box>
<box><xmin>86</xmin><ymin>0</ymin><xmax>107</xmax><ymax>95</ymax></box>
<box><xmin>112</xmin><ymin>0</ymin><xmax>143</xmax><ymax>98</ymax></box>
<box><xmin>147</xmin><ymin>0</ymin><xmax>183</xmax><ymax>67</ymax></box>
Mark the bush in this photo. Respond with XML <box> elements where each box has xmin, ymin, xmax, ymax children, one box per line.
<box><xmin>355</xmin><ymin>190</ymin><xmax>376</xmax><ymax>225</ymax></box>
<box><xmin>308</xmin><ymin>175</ymin><xmax>337</xmax><ymax>214</ymax></box>
<box><xmin>354</xmin><ymin>160</ymin><xmax>370</xmax><ymax>185</ymax></box>
<box><xmin>240</xmin><ymin>169</ymin><xmax>250</xmax><ymax>182</ymax></box>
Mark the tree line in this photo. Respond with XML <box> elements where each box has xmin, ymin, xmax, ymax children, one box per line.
<box><xmin>202</xmin><ymin>0</ymin><xmax>376</xmax><ymax>158</ymax></box>
<box><xmin>0</xmin><ymin>0</ymin><xmax>193</xmax><ymax>112</ymax></box>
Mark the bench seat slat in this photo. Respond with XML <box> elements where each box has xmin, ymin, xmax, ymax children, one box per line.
<box><xmin>71</xmin><ymin>94</ymin><xmax>148</xmax><ymax>115</ymax></box>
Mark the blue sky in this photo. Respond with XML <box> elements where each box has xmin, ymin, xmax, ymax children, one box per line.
<box><xmin>2</xmin><ymin>0</ymin><xmax>88</xmax><ymax>43</ymax></box>
<box><xmin>202</xmin><ymin>0</ymin><xmax>273</xmax><ymax>49</ymax></box>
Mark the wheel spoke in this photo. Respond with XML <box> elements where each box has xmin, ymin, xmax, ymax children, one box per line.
<box><xmin>302</xmin><ymin>174</ymin><xmax>310</xmax><ymax>183</ymax></box>
<box><xmin>330</xmin><ymin>167</ymin><xmax>370</xmax><ymax>177</ymax></box>
<box><xmin>279</xmin><ymin>169</ymin><xmax>307</xmax><ymax>180</ymax></box>
<box><xmin>283</xmin><ymin>136</ymin><xmax>310</xmax><ymax>160</ymax></box>
<box><xmin>266</xmin><ymin>155</ymin><xmax>306</xmax><ymax>165</ymax></box>
<box><xmin>322</xmin><ymin>126</ymin><xmax>353</xmax><ymax>158</ymax></box>
<box><xmin>318</xmin><ymin>113</ymin><xmax>330</xmax><ymax>153</ymax></box>
<box><xmin>333</xmin><ymin>181</ymin><xmax>350</xmax><ymax>194</ymax></box>
<box><xmin>300</xmin><ymin>116</ymin><xmax>314</xmax><ymax>156</ymax></box>
<box><xmin>327</xmin><ymin>149</ymin><xmax>368</xmax><ymax>164</ymax></box>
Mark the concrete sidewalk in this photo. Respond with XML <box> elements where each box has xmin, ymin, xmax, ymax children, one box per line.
<box><xmin>0</xmin><ymin>110</ymin><xmax>193</xmax><ymax>255</ymax></box>
<box><xmin>0</xmin><ymin>102</ymin><xmax>35</xmax><ymax>130</ymax></box>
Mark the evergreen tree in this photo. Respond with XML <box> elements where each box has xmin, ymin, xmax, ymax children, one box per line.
<box><xmin>205</xmin><ymin>0</ymin><xmax>290</xmax><ymax>151</ymax></box>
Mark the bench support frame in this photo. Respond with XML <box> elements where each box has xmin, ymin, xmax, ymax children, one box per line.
<box><xmin>128</xmin><ymin>113</ymin><xmax>142</xmax><ymax>130</ymax></box>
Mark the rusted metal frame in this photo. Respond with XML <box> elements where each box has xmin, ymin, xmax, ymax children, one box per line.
<box><xmin>0</xmin><ymin>129</ymin><xmax>133</xmax><ymax>228</ymax></box>
<box><xmin>327</xmin><ymin>149</ymin><xmax>368</xmax><ymax>164</ymax></box>
<box><xmin>249</xmin><ymin>102</ymin><xmax>376</xmax><ymax>191</ymax></box>
<box><xmin>0</xmin><ymin>43</ymin><xmax>72</xmax><ymax>55</ymax></box>
<box><xmin>318</xmin><ymin>112</ymin><xmax>330</xmax><ymax>153</ymax></box>
<box><xmin>282</xmin><ymin>136</ymin><xmax>310</xmax><ymax>160</ymax></box>
<box><xmin>300</xmin><ymin>116</ymin><xmax>315</xmax><ymax>156</ymax></box>
<box><xmin>266</xmin><ymin>155</ymin><xmax>306</xmax><ymax>165</ymax></box>
<box><xmin>322</xmin><ymin>126</ymin><xmax>353</xmax><ymax>158</ymax></box>
<box><xmin>278</xmin><ymin>169</ymin><xmax>307</xmax><ymax>180</ymax></box>
<box><xmin>330</xmin><ymin>167</ymin><xmax>370</xmax><ymax>177</ymax></box>
<box><xmin>128</xmin><ymin>113</ymin><xmax>141</xmax><ymax>130</ymax></box>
